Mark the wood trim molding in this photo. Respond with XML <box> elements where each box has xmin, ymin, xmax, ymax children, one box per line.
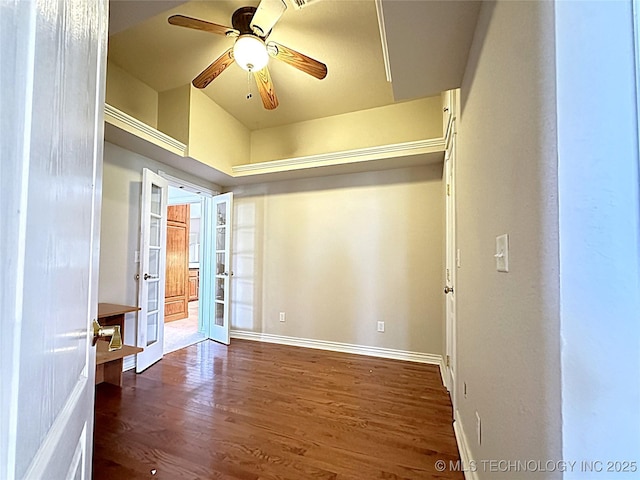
<box><xmin>158</xmin><ymin>170</ymin><xmax>218</xmax><ymax>197</ymax></box>
<box><xmin>230</xmin><ymin>330</ymin><xmax>442</xmax><ymax>365</ymax></box>
<box><xmin>233</xmin><ymin>138</ymin><xmax>446</xmax><ymax>175</ymax></box>
<box><xmin>104</xmin><ymin>104</ymin><xmax>187</xmax><ymax>155</ymax></box>
<box><xmin>453</xmin><ymin>414</ymin><xmax>479</xmax><ymax>480</ymax></box>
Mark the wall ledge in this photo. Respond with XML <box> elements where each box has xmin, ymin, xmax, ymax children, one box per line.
<box><xmin>104</xmin><ymin>103</ymin><xmax>445</xmax><ymax>186</ymax></box>
<box><xmin>104</xmin><ymin>103</ymin><xmax>187</xmax><ymax>156</ymax></box>
<box><xmin>234</xmin><ymin>137</ymin><xmax>446</xmax><ymax>176</ymax></box>
<box><xmin>230</xmin><ymin>330</ymin><xmax>442</xmax><ymax>365</ymax></box>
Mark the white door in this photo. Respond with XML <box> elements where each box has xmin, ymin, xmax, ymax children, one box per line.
<box><xmin>136</xmin><ymin>169</ymin><xmax>169</xmax><ymax>372</ymax></box>
<box><xmin>444</xmin><ymin>128</ymin><xmax>458</xmax><ymax>410</ymax></box>
<box><xmin>206</xmin><ymin>193</ymin><xmax>233</xmax><ymax>345</ymax></box>
<box><xmin>0</xmin><ymin>0</ymin><xmax>107</xmax><ymax>478</ymax></box>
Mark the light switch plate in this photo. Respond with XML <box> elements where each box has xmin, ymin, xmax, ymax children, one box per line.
<box><xmin>495</xmin><ymin>234</ymin><xmax>509</xmax><ymax>272</ymax></box>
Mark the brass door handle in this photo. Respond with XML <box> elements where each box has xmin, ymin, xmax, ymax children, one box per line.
<box><xmin>92</xmin><ymin>320</ymin><xmax>123</xmax><ymax>351</ymax></box>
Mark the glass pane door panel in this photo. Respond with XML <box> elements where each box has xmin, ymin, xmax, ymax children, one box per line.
<box><xmin>146</xmin><ymin>311</ymin><xmax>158</xmax><ymax>346</ymax></box>
<box><xmin>216</xmin><ymin>253</ymin><xmax>226</xmax><ymax>274</ymax></box>
<box><xmin>215</xmin><ymin>277</ymin><xmax>225</xmax><ymax>301</ymax></box>
<box><xmin>215</xmin><ymin>302</ymin><xmax>224</xmax><ymax>326</ymax></box>
<box><xmin>217</xmin><ymin>203</ymin><xmax>226</xmax><ymax>226</ymax></box>
<box><xmin>149</xmin><ymin>248</ymin><xmax>160</xmax><ymax>276</ymax></box>
<box><xmin>150</xmin><ymin>217</ymin><xmax>161</xmax><ymax>247</ymax></box>
<box><xmin>216</xmin><ymin>227</ymin><xmax>226</xmax><ymax>250</ymax></box>
<box><xmin>147</xmin><ymin>281</ymin><xmax>158</xmax><ymax>312</ymax></box>
<box><xmin>151</xmin><ymin>184</ymin><xmax>161</xmax><ymax>215</ymax></box>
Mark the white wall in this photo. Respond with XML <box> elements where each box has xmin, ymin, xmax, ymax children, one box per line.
<box><xmin>456</xmin><ymin>1</ymin><xmax>562</xmax><ymax>475</ymax></box>
<box><xmin>556</xmin><ymin>1</ymin><xmax>640</xmax><ymax>475</ymax></box>
<box><xmin>98</xmin><ymin>141</ymin><xmax>219</xmax><ymax>345</ymax></box>
<box><xmin>230</xmin><ymin>165</ymin><xmax>444</xmax><ymax>355</ymax></box>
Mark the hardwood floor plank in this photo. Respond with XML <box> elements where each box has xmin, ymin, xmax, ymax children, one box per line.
<box><xmin>93</xmin><ymin>340</ymin><xmax>463</xmax><ymax>479</ymax></box>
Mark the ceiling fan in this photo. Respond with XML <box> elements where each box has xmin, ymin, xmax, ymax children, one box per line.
<box><xmin>168</xmin><ymin>0</ymin><xmax>328</xmax><ymax>110</ymax></box>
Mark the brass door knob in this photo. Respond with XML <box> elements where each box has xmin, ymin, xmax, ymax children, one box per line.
<box><xmin>92</xmin><ymin>320</ymin><xmax>123</xmax><ymax>351</ymax></box>
<box><xmin>444</xmin><ymin>286</ymin><xmax>454</xmax><ymax>294</ymax></box>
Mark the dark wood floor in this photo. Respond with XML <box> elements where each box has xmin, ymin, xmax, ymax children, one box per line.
<box><xmin>93</xmin><ymin>340</ymin><xmax>463</xmax><ymax>480</ymax></box>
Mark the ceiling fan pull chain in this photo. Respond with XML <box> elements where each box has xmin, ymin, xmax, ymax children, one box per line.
<box><xmin>246</xmin><ymin>70</ymin><xmax>253</xmax><ymax>100</ymax></box>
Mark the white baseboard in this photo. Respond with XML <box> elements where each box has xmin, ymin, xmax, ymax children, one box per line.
<box><xmin>123</xmin><ymin>355</ymin><xmax>135</xmax><ymax>372</ymax></box>
<box><xmin>230</xmin><ymin>330</ymin><xmax>442</xmax><ymax>365</ymax></box>
<box><xmin>453</xmin><ymin>412</ymin><xmax>479</xmax><ymax>480</ymax></box>
<box><xmin>440</xmin><ymin>357</ymin><xmax>448</xmax><ymax>390</ymax></box>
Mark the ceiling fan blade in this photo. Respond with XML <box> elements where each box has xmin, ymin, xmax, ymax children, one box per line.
<box><xmin>250</xmin><ymin>0</ymin><xmax>287</xmax><ymax>37</ymax></box>
<box><xmin>253</xmin><ymin>67</ymin><xmax>279</xmax><ymax>110</ymax></box>
<box><xmin>267</xmin><ymin>42</ymin><xmax>327</xmax><ymax>80</ymax></box>
<box><xmin>193</xmin><ymin>49</ymin><xmax>235</xmax><ymax>89</ymax></box>
<box><xmin>168</xmin><ymin>15</ymin><xmax>239</xmax><ymax>37</ymax></box>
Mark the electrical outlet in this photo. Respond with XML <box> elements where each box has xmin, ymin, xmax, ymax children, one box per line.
<box><xmin>279</xmin><ymin>312</ymin><xmax>286</xmax><ymax>322</ymax></box>
<box><xmin>476</xmin><ymin>411</ymin><xmax>482</xmax><ymax>445</ymax></box>
<box><xmin>377</xmin><ymin>321</ymin><xmax>385</xmax><ymax>332</ymax></box>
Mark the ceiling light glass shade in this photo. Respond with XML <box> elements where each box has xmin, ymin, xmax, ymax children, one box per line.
<box><xmin>233</xmin><ymin>35</ymin><xmax>269</xmax><ymax>72</ymax></box>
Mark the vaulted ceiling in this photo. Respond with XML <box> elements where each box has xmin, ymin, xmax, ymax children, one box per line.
<box><xmin>107</xmin><ymin>0</ymin><xmax>481</xmax><ymax>132</ymax></box>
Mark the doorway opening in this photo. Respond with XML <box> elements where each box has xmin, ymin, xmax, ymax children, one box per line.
<box><xmin>164</xmin><ymin>184</ymin><xmax>208</xmax><ymax>353</ymax></box>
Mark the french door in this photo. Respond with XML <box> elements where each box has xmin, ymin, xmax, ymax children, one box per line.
<box><xmin>136</xmin><ymin>169</ymin><xmax>169</xmax><ymax>372</ymax></box>
<box><xmin>203</xmin><ymin>193</ymin><xmax>233</xmax><ymax>345</ymax></box>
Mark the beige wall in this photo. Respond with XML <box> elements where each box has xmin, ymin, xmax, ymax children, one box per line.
<box><xmin>250</xmin><ymin>96</ymin><xmax>443</xmax><ymax>164</ymax></box>
<box><xmin>230</xmin><ymin>164</ymin><xmax>444</xmax><ymax>355</ymax></box>
<box><xmin>106</xmin><ymin>61</ymin><xmax>158</xmax><ymax>128</ymax></box>
<box><xmin>99</xmin><ymin>141</ymin><xmax>220</xmax><ymax>345</ymax></box>
<box><xmin>188</xmin><ymin>88</ymin><xmax>250</xmax><ymax>174</ymax></box>
<box><xmin>456</xmin><ymin>0</ymin><xmax>561</xmax><ymax>474</ymax></box>
<box><xmin>157</xmin><ymin>85</ymin><xmax>190</xmax><ymax>144</ymax></box>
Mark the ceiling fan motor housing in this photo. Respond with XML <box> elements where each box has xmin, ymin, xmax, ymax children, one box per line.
<box><xmin>232</xmin><ymin>6</ymin><xmax>260</xmax><ymax>36</ymax></box>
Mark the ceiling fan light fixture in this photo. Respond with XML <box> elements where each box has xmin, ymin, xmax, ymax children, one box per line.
<box><xmin>233</xmin><ymin>35</ymin><xmax>269</xmax><ymax>72</ymax></box>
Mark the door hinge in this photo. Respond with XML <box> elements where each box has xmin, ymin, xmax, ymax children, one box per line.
<box><xmin>446</xmin><ymin>355</ymin><xmax>450</xmax><ymax>367</ymax></box>
<box><xmin>447</xmin><ymin>184</ymin><xmax>451</xmax><ymax>196</ymax></box>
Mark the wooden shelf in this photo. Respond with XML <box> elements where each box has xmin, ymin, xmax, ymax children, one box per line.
<box><xmin>95</xmin><ymin>303</ymin><xmax>142</xmax><ymax>386</ymax></box>
<box><xmin>98</xmin><ymin>302</ymin><xmax>140</xmax><ymax>319</ymax></box>
<box><xmin>96</xmin><ymin>341</ymin><xmax>143</xmax><ymax>365</ymax></box>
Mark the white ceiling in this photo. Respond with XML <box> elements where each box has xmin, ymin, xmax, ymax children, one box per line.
<box><xmin>107</xmin><ymin>0</ymin><xmax>481</xmax><ymax>131</ymax></box>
